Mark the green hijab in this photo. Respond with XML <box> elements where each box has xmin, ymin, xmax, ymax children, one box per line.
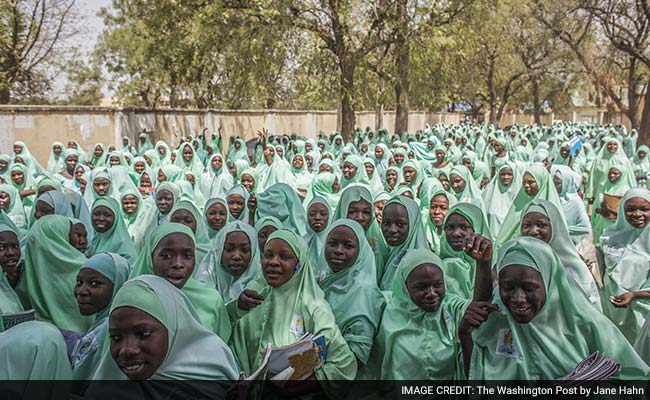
<box><xmin>319</xmin><ymin>219</ymin><xmax>385</xmax><ymax>364</ymax></box>
<box><xmin>440</xmin><ymin>203</ymin><xmax>492</xmax><ymax>300</ymax></box>
<box><xmin>495</xmin><ymin>164</ymin><xmax>563</xmax><ymax>250</ymax></box>
<box><xmin>196</xmin><ymin>221</ymin><xmax>261</xmax><ymax>304</ymax></box>
<box><xmin>255</xmin><ymin>183</ymin><xmax>307</xmax><ymax>236</ymax></box>
<box><xmin>449</xmin><ymin>165</ymin><xmax>485</xmax><ymax>211</ymax></box>
<box><xmin>71</xmin><ymin>252</ymin><xmax>130</xmax><ymax>380</ymax></box>
<box><xmin>423</xmin><ymin>188</ymin><xmax>457</xmax><ymax>254</ymax></box>
<box><xmin>380</xmin><ymin>196</ymin><xmax>430</xmax><ymax>291</ymax></box>
<box><xmin>304</xmin><ymin>172</ymin><xmax>340</xmax><ymax>212</ymax></box>
<box><xmin>231</xmin><ymin>230</ymin><xmax>357</xmax><ymax>390</ymax></box>
<box><xmin>168</xmin><ymin>200</ymin><xmax>210</xmax><ymax>265</ymax></box>
<box><xmin>0</xmin><ymin>223</ymin><xmax>23</xmax><ymax>316</ymax></box>
<box><xmin>129</xmin><ymin>223</ymin><xmax>231</xmax><ymax>342</ymax></box>
<box><xmin>470</xmin><ymin>236</ymin><xmax>649</xmax><ymax>380</ymax></box>
<box><xmin>305</xmin><ymin>196</ymin><xmax>333</xmax><ymax>282</ymax></box>
<box><xmin>482</xmin><ymin>161</ymin><xmax>521</xmax><ymax>238</ymax></box>
<box><xmin>361</xmin><ymin>249</ymin><xmax>468</xmax><ymax>380</ymax></box>
<box><xmin>226</xmin><ymin>184</ymin><xmax>250</xmax><ymax>223</ymax></box>
<box><xmin>90</xmin><ymin>197</ymin><xmax>137</xmax><ymax>263</ymax></box>
<box><xmin>92</xmin><ymin>275</ymin><xmax>239</xmax><ymax>384</ymax></box>
<box><xmin>203</xmin><ymin>197</ymin><xmax>228</xmax><ymax>240</ymax></box>
<box><xmin>21</xmin><ymin>215</ymin><xmax>92</xmax><ymax>331</ymax></box>
<box><xmin>0</xmin><ymin>183</ymin><xmax>27</xmax><ymax>235</ymax></box>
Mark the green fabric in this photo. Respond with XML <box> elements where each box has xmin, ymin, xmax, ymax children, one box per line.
<box><xmin>174</xmin><ymin>142</ymin><xmax>204</xmax><ymax>177</ymax></box>
<box><xmin>495</xmin><ymin>164</ymin><xmax>563</xmax><ymax>250</ymax></box>
<box><xmin>93</xmin><ymin>275</ymin><xmax>239</xmax><ymax>381</ymax></box>
<box><xmin>361</xmin><ymin>249</ymin><xmax>468</xmax><ymax>380</ymax></box>
<box><xmin>519</xmin><ymin>200</ymin><xmax>601</xmax><ymax>310</ymax></box>
<box><xmin>340</xmin><ymin>154</ymin><xmax>370</xmax><ymax>190</ymax></box>
<box><xmin>225</xmin><ymin>184</ymin><xmax>250</xmax><ymax>223</ymax></box>
<box><xmin>0</xmin><ymin>184</ymin><xmax>27</xmax><ymax>235</ymax></box>
<box><xmin>196</xmin><ymin>221</ymin><xmax>261</xmax><ymax>304</ymax></box>
<box><xmin>47</xmin><ymin>141</ymin><xmax>65</xmax><ymax>173</ymax></box>
<box><xmin>305</xmin><ymin>196</ymin><xmax>332</xmax><ymax>282</ymax></box>
<box><xmin>482</xmin><ymin>161</ymin><xmax>520</xmax><ymax>238</ymax></box>
<box><xmin>591</xmin><ymin>161</ymin><xmax>636</xmax><ymax>242</ymax></box>
<box><xmin>9</xmin><ymin>163</ymin><xmax>36</xmax><ymax>209</ymax></box>
<box><xmin>0</xmin><ymin>223</ymin><xmax>23</xmax><ymax>315</ymax></box>
<box><xmin>319</xmin><ymin>219</ymin><xmax>385</xmax><ymax>364</ymax></box>
<box><xmin>168</xmin><ymin>199</ymin><xmax>210</xmax><ymax>265</ymax></box>
<box><xmin>401</xmin><ymin>159</ymin><xmax>424</xmax><ymax>194</ymax></box>
<box><xmin>255</xmin><ymin>183</ymin><xmax>307</xmax><ymax>236</ymax></box>
<box><xmin>587</xmin><ymin>137</ymin><xmax>631</xmax><ymax>199</ymax></box>
<box><xmin>449</xmin><ymin>165</ymin><xmax>485</xmax><ymax>211</ymax></box>
<box><xmin>204</xmin><ymin>197</ymin><xmax>228</xmax><ymax>240</ymax></box>
<box><xmin>303</xmin><ymin>172</ymin><xmax>340</xmax><ymax>213</ymax></box>
<box><xmin>0</xmin><ymin>320</ymin><xmax>72</xmax><ymax>383</ymax></box>
<box><xmin>119</xmin><ymin>187</ymin><xmax>152</xmax><ymax>246</ymax></box>
<box><xmin>129</xmin><ymin>222</ymin><xmax>232</xmax><ymax>342</ymax></box>
<box><xmin>423</xmin><ymin>188</ymin><xmax>457</xmax><ymax>254</ymax></box>
<box><xmin>440</xmin><ymin>203</ymin><xmax>492</xmax><ymax>299</ymax></box>
<box><xmin>137</xmin><ymin>132</ymin><xmax>154</xmax><ymax>156</ymax></box>
<box><xmin>470</xmin><ymin>236</ymin><xmax>650</xmax><ymax>380</ymax></box>
<box><xmin>90</xmin><ymin>197</ymin><xmax>137</xmax><ymax>263</ymax></box>
<box><xmin>601</xmin><ymin>188</ymin><xmax>650</xmax><ymax>342</ymax></box>
<box><xmin>21</xmin><ymin>215</ymin><xmax>92</xmax><ymax>331</ymax></box>
<box><xmin>231</xmin><ymin>230</ymin><xmax>357</xmax><ymax>387</ymax></box>
<box><xmin>380</xmin><ymin>196</ymin><xmax>430</xmax><ymax>291</ymax></box>
<box><xmin>71</xmin><ymin>252</ymin><xmax>130</xmax><ymax>380</ymax></box>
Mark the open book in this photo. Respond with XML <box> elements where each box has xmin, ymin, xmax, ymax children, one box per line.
<box><xmin>557</xmin><ymin>352</ymin><xmax>621</xmax><ymax>382</ymax></box>
<box><xmin>1</xmin><ymin>309</ymin><xmax>35</xmax><ymax>330</ymax></box>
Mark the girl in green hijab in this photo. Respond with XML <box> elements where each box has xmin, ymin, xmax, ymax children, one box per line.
<box><xmin>551</xmin><ymin>165</ymin><xmax>592</xmax><ymax>244</ymax></box>
<box><xmin>196</xmin><ymin>221</ymin><xmax>261</xmax><ymax>305</ymax></box>
<box><xmin>255</xmin><ymin>183</ymin><xmax>308</xmax><ymax>236</ymax></box>
<box><xmin>0</xmin><ymin>184</ymin><xmax>27</xmax><ymax>235</ymax></box>
<box><xmin>231</xmin><ymin>230</ymin><xmax>357</xmax><ymax>395</ymax></box>
<box><xmin>168</xmin><ymin>199</ymin><xmax>211</xmax><ymax>265</ymax></box>
<box><xmin>632</xmin><ymin>145</ymin><xmax>650</xmax><ymax>187</ymax></box>
<box><xmin>9</xmin><ymin>163</ymin><xmax>37</xmax><ymax>210</ymax></box>
<box><xmin>71</xmin><ymin>252</ymin><xmax>131</xmax><ymax>381</ymax></box>
<box><xmin>21</xmin><ymin>214</ymin><xmax>93</xmax><ymax>331</ymax></box>
<box><xmin>462</xmin><ymin>236</ymin><xmax>649</xmax><ymax>380</ymax></box>
<box><xmin>82</xmin><ymin>169</ymin><xmax>116</xmax><ymax>208</ymax></box>
<box><xmin>226</xmin><ymin>184</ymin><xmax>250</xmax><ymax>224</ymax></box>
<box><xmin>601</xmin><ymin>188</ymin><xmax>650</xmax><ymax>342</ymax></box>
<box><xmin>519</xmin><ymin>199</ymin><xmax>601</xmax><ymax>311</ymax></box>
<box><xmin>291</xmin><ymin>154</ymin><xmax>314</xmax><ymax>196</ymax></box>
<box><xmin>305</xmin><ymin>196</ymin><xmax>332</xmax><ymax>282</ymax></box>
<box><xmin>495</xmin><ymin>164</ymin><xmax>563</xmax><ymax>250</ymax></box>
<box><xmin>90</xmin><ymin>197</ymin><xmax>138</xmax><ymax>263</ymax></box>
<box><xmin>482</xmin><ymin>161</ymin><xmax>520</xmax><ymax>238</ymax></box>
<box><xmin>204</xmin><ymin>197</ymin><xmax>228</xmax><ymax>241</ymax></box>
<box><xmin>440</xmin><ymin>203</ymin><xmax>492</xmax><ymax>299</ymax></box>
<box><xmin>137</xmin><ymin>132</ymin><xmax>154</xmax><ymax>156</ymax></box>
<box><xmin>340</xmin><ymin>154</ymin><xmax>370</xmax><ymax>190</ymax></box>
<box><xmin>129</xmin><ymin>222</ymin><xmax>231</xmax><ymax>342</ymax></box>
<box><xmin>199</xmin><ymin>154</ymin><xmax>233</xmax><ymax>200</ymax></box>
<box><xmin>448</xmin><ymin>165</ymin><xmax>485</xmax><ymax>211</ymax></box>
<box><xmin>592</xmin><ymin>161</ymin><xmax>636</xmax><ymax>242</ymax></box>
<box><xmin>174</xmin><ymin>142</ymin><xmax>204</xmax><ymax>178</ymax></box>
<box><xmin>254</xmin><ymin>215</ymin><xmax>283</xmax><ymax>253</ymax></box>
<box><xmin>320</xmin><ymin>219</ymin><xmax>385</xmax><ymax>366</ymax></box>
<box><xmin>423</xmin><ymin>188</ymin><xmax>457</xmax><ymax>254</ymax></box>
<box><xmin>303</xmin><ymin>172</ymin><xmax>340</xmax><ymax>212</ymax></box>
<box><xmin>380</xmin><ymin>196</ymin><xmax>430</xmax><ymax>292</ymax></box>
<box><xmin>119</xmin><ymin>187</ymin><xmax>152</xmax><ymax>246</ymax></box>
<box><xmin>155</xmin><ymin>140</ymin><xmax>172</xmax><ymax>165</ymax></box>
<box><xmin>0</xmin><ymin>223</ymin><xmax>23</xmax><ymax>315</ymax></box>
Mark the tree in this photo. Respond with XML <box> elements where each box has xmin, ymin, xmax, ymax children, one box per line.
<box><xmin>0</xmin><ymin>0</ymin><xmax>78</xmax><ymax>103</ymax></box>
<box><xmin>62</xmin><ymin>58</ymin><xmax>104</xmax><ymax>105</ymax></box>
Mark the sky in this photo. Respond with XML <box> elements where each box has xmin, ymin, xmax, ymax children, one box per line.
<box><xmin>74</xmin><ymin>0</ymin><xmax>112</xmax><ymax>52</ymax></box>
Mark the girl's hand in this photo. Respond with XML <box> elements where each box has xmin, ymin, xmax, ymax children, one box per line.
<box><xmin>462</xmin><ymin>233</ymin><xmax>493</xmax><ymax>262</ymax></box>
<box><xmin>238</xmin><ymin>289</ymin><xmax>264</xmax><ymax>311</ymax></box>
<box><xmin>459</xmin><ymin>301</ymin><xmax>500</xmax><ymax>336</ymax></box>
<box><xmin>610</xmin><ymin>292</ymin><xmax>635</xmax><ymax>308</ymax></box>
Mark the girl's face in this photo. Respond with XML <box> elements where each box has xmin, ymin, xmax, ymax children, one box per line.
<box><xmin>92</xmin><ymin>205</ymin><xmax>116</xmax><ymax>233</ymax></box>
<box><xmin>183</xmin><ymin>146</ymin><xmax>193</xmax><ymax>162</ymax></box>
<box><xmin>406</xmin><ymin>263</ymin><xmax>445</xmax><ymax>312</ymax></box>
<box><xmin>93</xmin><ymin>146</ymin><xmax>103</xmax><ymax>156</ymax></box>
<box><xmin>170</xmin><ymin>209</ymin><xmax>197</xmax><ymax>234</ymax></box>
<box><xmin>75</xmin><ymin>167</ymin><xmax>85</xmax><ymax>181</ymax></box>
<box><xmin>158</xmin><ymin>146</ymin><xmax>166</xmax><ymax>156</ymax></box>
<box><xmin>553</xmin><ymin>175</ymin><xmax>562</xmax><ymax>194</ymax></box>
<box><xmin>152</xmin><ymin>233</ymin><xmax>195</xmax><ymax>289</ymax></box>
<box><xmin>69</xmin><ymin>223</ymin><xmax>88</xmax><ymax>254</ymax></box>
<box><xmin>342</xmin><ymin>162</ymin><xmax>357</xmax><ymax>180</ymax></box>
<box><xmin>449</xmin><ymin>173</ymin><xmax>465</xmax><ymax>194</ymax></box>
<box><xmin>319</xmin><ymin>164</ymin><xmax>333</xmax><ymax>173</ymax></box>
<box><xmin>375</xmin><ymin>146</ymin><xmax>385</xmax><ymax>159</ymax></box>
<box><xmin>74</xmin><ymin>267</ymin><xmax>114</xmax><ymax>316</ymax></box>
<box><xmin>0</xmin><ymin>191</ymin><xmax>9</xmax><ymax>210</ymax></box>
<box><xmin>94</xmin><ymin>178</ymin><xmax>111</xmax><ymax>196</ymax></box>
<box><xmin>306</xmin><ymin>156</ymin><xmax>313</xmax><ymax>169</ymax></box>
<box><xmin>498</xmin><ymin>264</ymin><xmax>546</xmax><ymax>323</ymax></box>
<box><xmin>499</xmin><ymin>167</ymin><xmax>513</xmax><ymax>187</ymax></box>
<box><xmin>227</xmin><ymin>194</ymin><xmax>246</xmax><ymax>219</ymax></box>
<box><xmin>435</xmin><ymin>149</ymin><xmax>445</xmax><ymax>163</ymax></box>
<box><xmin>241</xmin><ymin>174</ymin><xmax>255</xmax><ymax>193</ymax></box>
<box><xmin>332</xmin><ymin>177</ymin><xmax>340</xmax><ymax>193</ymax></box>
<box><xmin>381</xmin><ymin>203</ymin><xmax>409</xmax><ymax>246</ymax></box>
<box><xmin>34</xmin><ymin>200</ymin><xmax>55</xmax><ymax>220</ymax></box>
<box><xmin>373</xmin><ymin>200</ymin><xmax>386</xmax><ymax>223</ymax></box>
<box><xmin>156</xmin><ymin>190</ymin><xmax>174</xmax><ymax>215</ymax></box>
<box><xmin>257</xmin><ymin>226</ymin><xmax>277</xmax><ymax>252</ymax></box>
<box><xmin>444</xmin><ymin>213</ymin><xmax>473</xmax><ymax>251</ymax></box>
<box><xmin>608</xmin><ymin>167</ymin><xmax>622</xmax><ymax>184</ymax></box>
<box><xmin>262</xmin><ymin>238</ymin><xmax>298</xmax><ymax>288</ymax></box>
<box><xmin>347</xmin><ymin>199</ymin><xmax>372</xmax><ymax>231</ymax></box>
<box><xmin>0</xmin><ymin>231</ymin><xmax>20</xmax><ymax>276</ymax></box>
<box><xmin>624</xmin><ymin>197</ymin><xmax>650</xmax><ymax>229</ymax></box>
<box><xmin>394</xmin><ymin>153</ymin><xmax>405</xmax><ymax>165</ymax></box>
<box><xmin>403</xmin><ymin>166</ymin><xmax>417</xmax><ymax>183</ymax></box>
<box><xmin>13</xmin><ymin>145</ymin><xmax>21</xmax><ymax>154</ymax></box>
<box><xmin>11</xmin><ymin>170</ymin><xmax>24</xmax><ymax>185</ymax></box>
<box><xmin>325</xmin><ymin>225</ymin><xmax>359</xmax><ymax>273</ymax></box>
<box><xmin>364</xmin><ymin>163</ymin><xmax>374</xmax><ymax>177</ymax></box>
<box><xmin>110</xmin><ymin>156</ymin><xmax>120</xmax><ymax>166</ymax></box>
<box><xmin>607</xmin><ymin>141</ymin><xmax>618</xmax><ymax>154</ymax></box>
<box><xmin>221</xmin><ymin>231</ymin><xmax>252</xmax><ymax>277</ymax></box>
<box><xmin>308</xmin><ymin>203</ymin><xmax>329</xmax><ymax>233</ymax></box>
<box><xmin>109</xmin><ymin>306</ymin><xmax>169</xmax><ymax>380</ymax></box>
<box><xmin>135</xmin><ymin>162</ymin><xmax>145</xmax><ymax>173</ymax></box>
<box><xmin>157</xmin><ymin>169</ymin><xmax>167</xmax><ymax>183</ymax></box>
<box><xmin>205</xmin><ymin>203</ymin><xmax>227</xmax><ymax>231</ymax></box>
<box><xmin>520</xmin><ymin>212</ymin><xmax>552</xmax><ymax>243</ymax></box>
<box><xmin>140</xmin><ymin>173</ymin><xmax>152</xmax><ymax>187</ymax></box>
<box><xmin>522</xmin><ymin>173</ymin><xmax>539</xmax><ymax>196</ymax></box>
<box><xmin>65</xmin><ymin>155</ymin><xmax>78</xmax><ymax>171</ymax></box>
<box><xmin>212</xmin><ymin>156</ymin><xmax>223</xmax><ymax>171</ymax></box>
<box><xmin>292</xmin><ymin>156</ymin><xmax>304</xmax><ymax>170</ymax></box>
<box><xmin>429</xmin><ymin>194</ymin><xmax>449</xmax><ymax>228</ymax></box>
<box><xmin>122</xmin><ymin>195</ymin><xmax>139</xmax><ymax>216</ymax></box>
<box><xmin>386</xmin><ymin>170</ymin><xmax>398</xmax><ymax>186</ymax></box>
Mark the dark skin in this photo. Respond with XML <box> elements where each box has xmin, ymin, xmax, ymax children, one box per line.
<box><xmin>324</xmin><ymin>226</ymin><xmax>359</xmax><ymax>273</ymax></box>
<box><xmin>257</xmin><ymin>225</ymin><xmax>277</xmax><ymax>252</ymax></box>
<box><xmin>520</xmin><ymin>212</ymin><xmax>552</xmax><ymax>243</ymax></box>
<box><xmin>449</xmin><ymin>173</ymin><xmax>466</xmax><ymax>194</ymax></box>
<box><xmin>499</xmin><ymin>167</ymin><xmax>513</xmax><ymax>187</ymax></box>
<box><xmin>34</xmin><ymin>200</ymin><xmax>55</xmax><ymax>220</ymax></box>
<box><xmin>170</xmin><ymin>209</ymin><xmax>198</xmax><ymax>233</ymax></box>
<box><xmin>429</xmin><ymin>194</ymin><xmax>449</xmax><ymax>233</ymax></box>
<box><xmin>381</xmin><ymin>202</ymin><xmax>409</xmax><ymax>246</ymax></box>
<box><xmin>347</xmin><ymin>200</ymin><xmax>372</xmax><ymax>231</ymax></box>
<box><xmin>221</xmin><ymin>231</ymin><xmax>252</xmax><ymax>277</ymax></box>
<box><xmin>406</xmin><ymin>263</ymin><xmax>445</xmax><ymax>313</ymax></box>
<box><xmin>74</xmin><ymin>267</ymin><xmax>114</xmax><ymax>316</ymax></box>
<box><xmin>69</xmin><ymin>223</ymin><xmax>88</xmax><ymax>254</ymax></box>
<box><xmin>152</xmin><ymin>233</ymin><xmax>195</xmax><ymax>289</ymax></box>
<box><xmin>308</xmin><ymin>203</ymin><xmax>329</xmax><ymax>233</ymax></box>
<box><xmin>122</xmin><ymin>195</ymin><xmax>139</xmax><ymax>216</ymax></box>
<box><xmin>227</xmin><ymin>194</ymin><xmax>246</xmax><ymax>220</ymax></box>
<box><xmin>92</xmin><ymin>205</ymin><xmax>116</xmax><ymax>233</ymax></box>
<box><xmin>0</xmin><ymin>230</ymin><xmax>21</xmax><ymax>288</ymax></box>
<box><xmin>205</xmin><ymin>202</ymin><xmax>227</xmax><ymax>232</ymax></box>
<box><xmin>156</xmin><ymin>190</ymin><xmax>174</xmax><ymax>215</ymax></box>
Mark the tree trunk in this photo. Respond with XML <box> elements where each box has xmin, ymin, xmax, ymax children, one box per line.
<box><xmin>375</xmin><ymin>104</ymin><xmax>384</xmax><ymax>130</ymax></box>
<box><xmin>393</xmin><ymin>0</ymin><xmax>409</xmax><ymax>135</ymax></box>
<box><xmin>639</xmin><ymin>88</ymin><xmax>650</xmax><ymax>146</ymax></box>
<box><xmin>0</xmin><ymin>87</ymin><xmax>10</xmax><ymax>104</ymax></box>
<box><xmin>487</xmin><ymin>56</ymin><xmax>498</xmax><ymax>125</ymax></box>
<box><xmin>532</xmin><ymin>78</ymin><xmax>541</xmax><ymax>124</ymax></box>
<box><xmin>625</xmin><ymin>59</ymin><xmax>641</xmax><ymax>130</ymax></box>
<box><xmin>339</xmin><ymin>60</ymin><xmax>356</xmax><ymax>142</ymax></box>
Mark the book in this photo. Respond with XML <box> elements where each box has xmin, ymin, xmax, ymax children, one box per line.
<box><xmin>1</xmin><ymin>309</ymin><xmax>35</xmax><ymax>330</ymax></box>
<box><xmin>557</xmin><ymin>352</ymin><xmax>621</xmax><ymax>382</ymax></box>
<box><xmin>59</xmin><ymin>328</ymin><xmax>85</xmax><ymax>361</ymax></box>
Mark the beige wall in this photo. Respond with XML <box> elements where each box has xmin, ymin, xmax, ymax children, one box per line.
<box><xmin>0</xmin><ymin>105</ymin><xmax>621</xmax><ymax>164</ymax></box>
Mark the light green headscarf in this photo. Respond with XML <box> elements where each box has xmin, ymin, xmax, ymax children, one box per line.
<box><xmin>303</xmin><ymin>172</ymin><xmax>340</xmax><ymax>212</ymax></box>
<box><xmin>319</xmin><ymin>219</ymin><xmax>385</xmax><ymax>364</ymax></box>
<box><xmin>255</xmin><ymin>183</ymin><xmax>307</xmax><ymax>236</ymax></box>
<box><xmin>92</xmin><ymin>275</ymin><xmax>239</xmax><ymax>385</ymax></box>
<box><xmin>231</xmin><ymin>230</ymin><xmax>357</xmax><ymax>390</ymax></box>
<box><xmin>340</xmin><ymin>154</ymin><xmax>370</xmax><ymax>190</ymax></box>
<box><xmin>469</xmin><ymin>236</ymin><xmax>649</xmax><ymax>380</ymax></box>
<box><xmin>203</xmin><ymin>197</ymin><xmax>228</xmax><ymax>240</ymax></box>
<box><xmin>591</xmin><ymin>161</ymin><xmax>636</xmax><ymax>242</ymax></box>
<box><xmin>361</xmin><ymin>249</ymin><xmax>468</xmax><ymax>380</ymax></box>
<box><xmin>199</xmin><ymin>154</ymin><xmax>233</xmax><ymax>200</ymax></box>
<box><xmin>440</xmin><ymin>203</ymin><xmax>492</xmax><ymax>300</ymax></box>
<box><xmin>495</xmin><ymin>164</ymin><xmax>563</xmax><ymax>250</ymax></box>
<box><xmin>519</xmin><ymin>199</ymin><xmax>601</xmax><ymax>311</ymax></box>
<box><xmin>401</xmin><ymin>159</ymin><xmax>424</xmax><ymax>194</ymax></box>
<box><xmin>379</xmin><ymin>196</ymin><xmax>430</xmax><ymax>292</ymax></box>
<box><xmin>0</xmin><ymin>184</ymin><xmax>27</xmax><ymax>235</ymax></box>
<box><xmin>0</xmin><ymin>321</ymin><xmax>72</xmax><ymax>386</ymax></box>
<box><xmin>21</xmin><ymin>214</ymin><xmax>92</xmax><ymax>331</ymax></box>
<box><xmin>129</xmin><ymin>222</ymin><xmax>231</xmax><ymax>342</ymax></box>
<box><xmin>119</xmin><ymin>187</ymin><xmax>152</xmax><ymax>246</ymax></box>
<box><xmin>482</xmin><ymin>161</ymin><xmax>521</xmax><ymax>238</ymax></box>
<box><xmin>155</xmin><ymin>140</ymin><xmax>172</xmax><ymax>165</ymax></box>
<box><xmin>71</xmin><ymin>252</ymin><xmax>130</xmax><ymax>380</ymax></box>
<box><xmin>449</xmin><ymin>165</ymin><xmax>485</xmax><ymax>211</ymax></box>
<box><xmin>168</xmin><ymin>200</ymin><xmax>210</xmax><ymax>265</ymax></box>
<box><xmin>305</xmin><ymin>196</ymin><xmax>333</xmax><ymax>282</ymax></box>
<box><xmin>0</xmin><ymin>223</ymin><xmax>23</xmax><ymax>316</ymax></box>
<box><xmin>90</xmin><ymin>197</ymin><xmax>137</xmax><ymax>263</ymax></box>
<box><xmin>195</xmin><ymin>221</ymin><xmax>261</xmax><ymax>304</ymax></box>
<box><xmin>225</xmin><ymin>184</ymin><xmax>250</xmax><ymax>223</ymax></box>
<box><xmin>423</xmin><ymin>188</ymin><xmax>457</xmax><ymax>254</ymax></box>
<box><xmin>174</xmin><ymin>142</ymin><xmax>204</xmax><ymax>177</ymax></box>
<box><xmin>601</xmin><ymin>188</ymin><xmax>650</xmax><ymax>342</ymax></box>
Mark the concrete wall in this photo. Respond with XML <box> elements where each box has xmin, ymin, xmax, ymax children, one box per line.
<box><xmin>0</xmin><ymin>105</ymin><xmax>621</xmax><ymax>164</ymax></box>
